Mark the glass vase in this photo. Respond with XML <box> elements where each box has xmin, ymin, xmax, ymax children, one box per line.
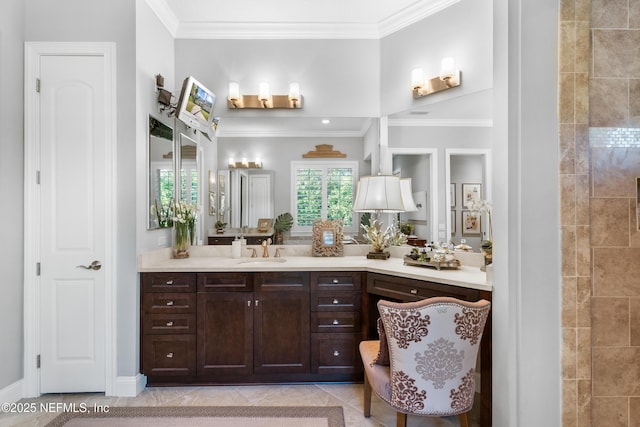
<box><xmin>173</xmin><ymin>222</ymin><xmax>190</xmax><ymax>259</ymax></box>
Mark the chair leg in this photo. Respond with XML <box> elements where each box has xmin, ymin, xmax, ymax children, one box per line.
<box><xmin>363</xmin><ymin>374</ymin><xmax>372</xmax><ymax>417</ymax></box>
<box><xmin>396</xmin><ymin>412</ymin><xmax>407</xmax><ymax>427</ymax></box>
<box><xmin>459</xmin><ymin>411</ymin><xmax>470</xmax><ymax>427</ymax></box>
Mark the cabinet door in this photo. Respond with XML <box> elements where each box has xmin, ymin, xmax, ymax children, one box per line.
<box><xmin>253</xmin><ymin>290</ymin><xmax>310</xmax><ymax>374</ymax></box>
<box><xmin>197</xmin><ymin>292</ymin><xmax>253</xmax><ymax>376</ymax></box>
<box><xmin>142</xmin><ymin>334</ymin><xmax>196</xmax><ymax>377</ymax></box>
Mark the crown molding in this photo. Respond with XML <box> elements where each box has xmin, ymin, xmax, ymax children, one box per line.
<box><xmin>145</xmin><ymin>0</ymin><xmax>180</xmax><ymax>37</ymax></box>
<box><xmin>388</xmin><ymin>118</ymin><xmax>493</xmax><ymax>127</ymax></box>
<box><xmin>378</xmin><ymin>0</ymin><xmax>460</xmax><ymax>38</ymax></box>
<box><xmin>147</xmin><ymin>0</ymin><xmax>460</xmax><ymax>40</ymax></box>
<box><xmin>217</xmin><ymin>128</ymin><xmax>366</xmax><ymax>138</ymax></box>
<box><xmin>176</xmin><ymin>22</ymin><xmax>381</xmax><ymax>40</ymax></box>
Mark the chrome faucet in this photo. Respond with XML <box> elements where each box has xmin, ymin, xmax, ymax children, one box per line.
<box><xmin>261</xmin><ymin>238</ymin><xmax>272</xmax><ymax>257</ymax></box>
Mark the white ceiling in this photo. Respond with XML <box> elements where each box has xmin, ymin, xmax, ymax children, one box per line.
<box><xmin>150</xmin><ymin>0</ymin><xmax>460</xmax><ymax>39</ymax></box>
<box><xmin>147</xmin><ymin>0</ymin><xmax>491</xmax><ymax>137</ymax></box>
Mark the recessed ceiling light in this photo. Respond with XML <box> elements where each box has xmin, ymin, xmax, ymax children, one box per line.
<box><xmin>322</xmin><ymin>119</ymin><xmax>331</xmax><ymax>124</ymax></box>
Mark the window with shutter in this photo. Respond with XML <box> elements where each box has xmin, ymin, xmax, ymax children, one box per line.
<box><xmin>291</xmin><ymin>161</ymin><xmax>358</xmax><ymax>234</ymax></box>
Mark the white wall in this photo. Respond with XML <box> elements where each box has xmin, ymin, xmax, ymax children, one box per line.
<box><xmin>25</xmin><ymin>0</ymin><xmax>139</xmax><ymax>378</ymax></box>
<box><xmin>380</xmin><ymin>0</ymin><xmax>493</xmax><ymax>116</ymax></box>
<box><xmin>0</xmin><ymin>0</ymin><xmax>26</xmax><ymax>391</ymax></box>
<box><xmin>492</xmin><ymin>0</ymin><xmax>561</xmax><ymax>426</ymax></box>
<box><xmin>136</xmin><ymin>0</ymin><xmax>176</xmax><ymax>252</ymax></box>
<box><xmin>174</xmin><ymin>38</ymin><xmax>381</xmax><ymax>119</ymax></box>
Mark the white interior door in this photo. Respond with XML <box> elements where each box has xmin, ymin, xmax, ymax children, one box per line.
<box><xmin>38</xmin><ymin>54</ymin><xmax>108</xmax><ymax>393</ymax></box>
<box><xmin>248</xmin><ymin>173</ymin><xmax>273</xmax><ymax>227</ymax></box>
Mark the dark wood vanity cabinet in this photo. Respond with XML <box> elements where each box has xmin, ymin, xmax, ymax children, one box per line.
<box><xmin>141</xmin><ymin>273</ymin><xmax>197</xmax><ymax>378</ymax></box>
<box><xmin>197</xmin><ymin>273</ymin><xmax>253</xmax><ymax>377</ymax></box>
<box><xmin>196</xmin><ymin>271</ymin><xmax>310</xmax><ymax>380</ymax></box>
<box><xmin>310</xmin><ymin>272</ymin><xmax>364</xmax><ymax>375</ymax></box>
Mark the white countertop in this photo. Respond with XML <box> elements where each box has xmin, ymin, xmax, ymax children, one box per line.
<box><xmin>138</xmin><ymin>245</ymin><xmax>492</xmax><ymax>292</ymax></box>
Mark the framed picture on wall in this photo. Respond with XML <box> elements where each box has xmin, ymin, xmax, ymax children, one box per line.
<box><xmin>461</xmin><ymin>210</ymin><xmax>481</xmax><ymax>236</ymax></box>
<box><xmin>451</xmin><ymin>210</ymin><xmax>456</xmax><ymax>234</ymax></box>
<box><xmin>462</xmin><ymin>183</ymin><xmax>482</xmax><ymax>209</ymax></box>
<box><xmin>450</xmin><ymin>183</ymin><xmax>456</xmax><ymax>207</ymax></box>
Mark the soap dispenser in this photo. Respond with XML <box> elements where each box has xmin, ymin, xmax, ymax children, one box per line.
<box><xmin>231</xmin><ymin>236</ymin><xmax>242</xmax><ymax>258</ymax></box>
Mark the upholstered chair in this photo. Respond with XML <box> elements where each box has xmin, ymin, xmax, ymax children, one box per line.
<box><xmin>359</xmin><ymin>297</ymin><xmax>490</xmax><ymax>427</ymax></box>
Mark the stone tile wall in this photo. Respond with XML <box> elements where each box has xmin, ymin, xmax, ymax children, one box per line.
<box><xmin>561</xmin><ymin>0</ymin><xmax>640</xmax><ymax>425</ymax></box>
<box><xmin>559</xmin><ymin>0</ymin><xmax>591</xmax><ymax>425</ymax></box>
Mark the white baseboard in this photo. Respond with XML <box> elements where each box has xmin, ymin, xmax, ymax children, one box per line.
<box><xmin>0</xmin><ymin>379</ymin><xmax>24</xmax><ymax>403</ymax></box>
<box><xmin>112</xmin><ymin>374</ymin><xmax>146</xmax><ymax>397</ymax></box>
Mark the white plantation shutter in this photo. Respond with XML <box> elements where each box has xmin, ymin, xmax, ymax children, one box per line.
<box><xmin>291</xmin><ymin>161</ymin><xmax>358</xmax><ymax>233</ymax></box>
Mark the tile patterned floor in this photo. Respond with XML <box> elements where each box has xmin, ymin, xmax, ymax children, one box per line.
<box><xmin>0</xmin><ymin>384</ymin><xmax>477</xmax><ymax>426</ymax></box>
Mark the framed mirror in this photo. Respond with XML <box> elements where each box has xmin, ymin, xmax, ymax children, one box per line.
<box><xmin>208</xmin><ymin>170</ymin><xmax>217</xmax><ymax>216</ymax></box>
<box><xmin>148</xmin><ymin>116</ymin><xmax>175</xmax><ymax>229</ymax></box>
<box><xmin>178</xmin><ymin>132</ymin><xmax>198</xmax><ymax>204</ymax></box>
<box><xmin>217</xmin><ymin>170</ymin><xmax>229</xmax><ymax>224</ymax></box>
<box><xmin>445</xmin><ymin>148</ymin><xmax>492</xmax><ymax>248</ymax></box>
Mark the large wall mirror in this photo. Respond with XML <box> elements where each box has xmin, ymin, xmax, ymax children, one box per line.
<box><xmin>148</xmin><ymin>116</ymin><xmax>175</xmax><ymax>229</ymax></box>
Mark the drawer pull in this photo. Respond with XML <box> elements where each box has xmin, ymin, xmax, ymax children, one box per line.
<box><xmin>247</xmin><ymin>300</ymin><xmax>251</xmax><ymax>307</ymax></box>
<box><xmin>166</xmin><ymin>321</ymin><xmax>174</xmax><ymax>327</ymax></box>
<box><xmin>166</xmin><ymin>352</ymin><xmax>174</xmax><ymax>358</ymax></box>
<box><xmin>166</xmin><ymin>300</ymin><xmax>174</xmax><ymax>306</ymax></box>
<box><xmin>166</xmin><ymin>280</ymin><xmax>174</xmax><ymax>285</ymax></box>
<box><xmin>333</xmin><ymin>350</ymin><xmax>340</xmax><ymax>357</ymax></box>
<box><xmin>410</xmin><ymin>289</ymin><xmax>418</xmax><ymax>295</ymax></box>
<box><xmin>332</xmin><ymin>279</ymin><xmax>339</xmax><ymax>284</ymax></box>
<box><xmin>332</xmin><ymin>298</ymin><xmax>339</xmax><ymax>304</ymax></box>
<box><xmin>332</xmin><ymin>319</ymin><xmax>340</xmax><ymax>325</ymax></box>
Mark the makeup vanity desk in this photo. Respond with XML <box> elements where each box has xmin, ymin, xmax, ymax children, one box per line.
<box><xmin>138</xmin><ymin>246</ymin><xmax>492</xmax><ymax>426</ymax></box>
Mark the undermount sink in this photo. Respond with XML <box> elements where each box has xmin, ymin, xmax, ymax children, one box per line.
<box><xmin>236</xmin><ymin>258</ymin><xmax>287</xmax><ymax>265</ymax></box>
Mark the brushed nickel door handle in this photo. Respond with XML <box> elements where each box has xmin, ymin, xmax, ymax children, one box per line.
<box><xmin>76</xmin><ymin>260</ymin><xmax>102</xmax><ymax>270</ymax></box>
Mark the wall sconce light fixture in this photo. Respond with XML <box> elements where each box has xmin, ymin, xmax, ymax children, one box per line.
<box><xmin>228</xmin><ymin>157</ymin><xmax>262</xmax><ymax>169</ymax></box>
<box><xmin>227</xmin><ymin>82</ymin><xmax>303</xmax><ymax>109</ymax></box>
<box><xmin>412</xmin><ymin>57</ymin><xmax>461</xmax><ymax>99</ymax></box>
<box><xmin>155</xmin><ymin>73</ymin><xmax>176</xmax><ymax>115</ymax></box>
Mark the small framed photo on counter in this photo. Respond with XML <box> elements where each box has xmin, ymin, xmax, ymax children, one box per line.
<box><xmin>311</xmin><ymin>219</ymin><xmax>344</xmax><ymax>257</ymax></box>
<box><xmin>257</xmin><ymin>218</ymin><xmax>273</xmax><ymax>232</ymax></box>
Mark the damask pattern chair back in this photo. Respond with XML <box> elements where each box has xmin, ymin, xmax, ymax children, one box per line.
<box><xmin>378</xmin><ymin>297</ymin><xmax>490</xmax><ymax>418</ymax></box>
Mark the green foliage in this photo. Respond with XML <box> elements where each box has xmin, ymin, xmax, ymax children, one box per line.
<box><xmin>360</xmin><ymin>212</ymin><xmax>371</xmax><ymax>227</ymax></box>
<box><xmin>274</xmin><ymin>212</ymin><xmax>294</xmax><ymax>233</ymax></box>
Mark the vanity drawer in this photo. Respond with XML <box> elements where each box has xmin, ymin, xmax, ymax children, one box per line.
<box><xmin>311</xmin><ymin>311</ymin><xmax>361</xmax><ymax>333</ymax></box>
<box><xmin>367</xmin><ymin>273</ymin><xmax>481</xmax><ymax>302</ymax></box>
<box><xmin>311</xmin><ymin>272</ymin><xmax>362</xmax><ymax>291</ymax></box>
<box><xmin>142</xmin><ymin>272</ymin><xmax>196</xmax><ymax>292</ymax></box>
<box><xmin>197</xmin><ymin>272</ymin><xmax>253</xmax><ymax>292</ymax></box>
<box><xmin>311</xmin><ymin>333</ymin><xmax>362</xmax><ymax>374</ymax></box>
<box><xmin>142</xmin><ymin>335</ymin><xmax>196</xmax><ymax>377</ymax></box>
<box><xmin>143</xmin><ymin>313</ymin><xmax>196</xmax><ymax>334</ymax></box>
<box><xmin>311</xmin><ymin>291</ymin><xmax>361</xmax><ymax>312</ymax></box>
<box><xmin>143</xmin><ymin>292</ymin><xmax>196</xmax><ymax>314</ymax></box>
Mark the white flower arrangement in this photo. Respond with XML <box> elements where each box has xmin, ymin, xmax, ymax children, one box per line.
<box><xmin>469</xmin><ymin>199</ymin><xmax>492</xmax><ymax>244</ymax></box>
<box><xmin>361</xmin><ymin>219</ymin><xmax>391</xmax><ymax>252</ymax></box>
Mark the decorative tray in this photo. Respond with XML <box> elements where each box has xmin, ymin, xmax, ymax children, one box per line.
<box><xmin>403</xmin><ymin>255</ymin><xmax>461</xmax><ymax>270</ymax></box>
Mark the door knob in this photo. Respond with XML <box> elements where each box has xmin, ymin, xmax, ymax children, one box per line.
<box><xmin>76</xmin><ymin>260</ymin><xmax>102</xmax><ymax>271</ymax></box>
